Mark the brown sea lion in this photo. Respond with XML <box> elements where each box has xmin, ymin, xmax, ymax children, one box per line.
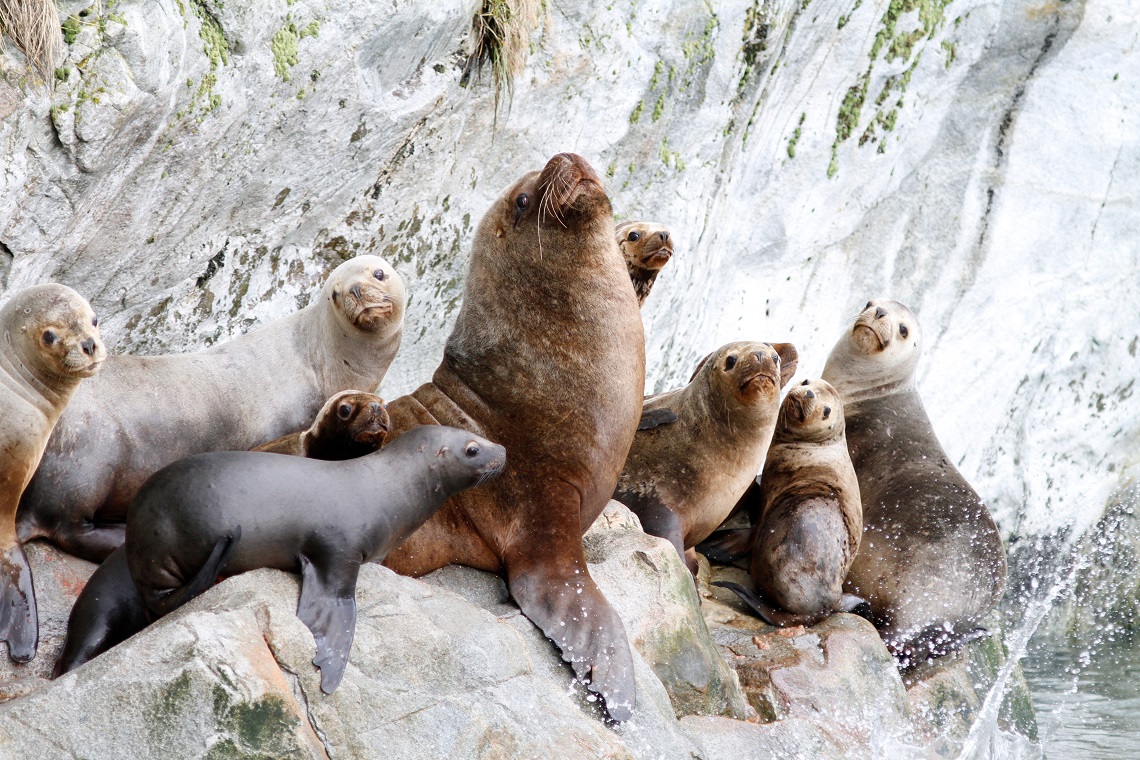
<box><xmin>253</xmin><ymin>390</ymin><xmax>389</xmax><ymax>459</ymax></box>
<box><xmin>713</xmin><ymin>379</ymin><xmax>868</xmax><ymax>627</ymax></box>
<box><xmin>18</xmin><ymin>256</ymin><xmax>406</xmax><ymax>563</ymax></box>
<box><xmin>821</xmin><ymin>299</ymin><xmax>1007</xmax><ymax>666</ymax></box>
<box><xmin>613</xmin><ymin>341</ymin><xmax>798</xmax><ymax>575</ymax></box>
<box><xmin>615</xmin><ymin>220</ymin><xmax>673</xmax><ymax>307</ymax></box>
<box><xmin>0</xmin><ymin>283</ymin><xmax>105</xmax><ymax>661</ymax></box>
<box><xmin>379</xmin><ymin>153</ymin><xmax>645</xmax><ymax>721</ymax></box>
<box><xmin>56</xmin><ymin>427</ymin><xmax>505</xmax><ymax>690</ymax></box>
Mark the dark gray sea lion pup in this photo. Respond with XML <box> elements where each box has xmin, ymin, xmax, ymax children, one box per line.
<box><xmin>614</xmin><ymin>341</ymin><xmax>797</xmax><ymax>574</ymax></box>
<box><xmin>19</xmin><ymin>256</ymin><xmax>406</xmax><ymax>563</ymax></box>
<box><xmin>615</xmin><ymin>220</ymin><xmax>673</xmax><ymax>307</ymax></box>
<box><xmin>380</xmin><ymin>153</ymin><xmax>645</xmax><ymax>721</ymax></box>
<box><xmin>713</xmin><ymin>379</ymin><xmax>868</xmax><ymax>627</ymax></box>
<box><xmin>821</xmin><ymin>299</ymin><xmax>1007</xmax><ymax>666</ymax></box>
<box><xmin>253</xmin><ymin>390</ymin><xmax>390</xmax><ymax>459</ymax></box>
<box><xmin>0</xmin><ymin>284</ymin><xmax>105</xmax><ymax>661</ymax></box>
<box><xmin>54</xmin><ymin>392</ymin><xmax>388</xmax><ymax>678</ymax></box>
<box><xmin>56</xmin><ymin>426</ymin><xmax>504</xmax><ymax>690</ymax></box>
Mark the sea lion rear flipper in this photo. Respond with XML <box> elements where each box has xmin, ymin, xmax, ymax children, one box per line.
<box><xmin>695</xmin><ymin>529</ymin><xmax>753</xmax><ymax>565</ymax></box>
<box><xmin>507</xmin><ymin>556</ymin><xmax>635</xmax><ymax>722</ymax></box>
<box><xmin>296</xmin><ymin>554</ymin><xmax>359</xmax><ymax>694</ymax></box>
<box><xmin>54</xmin><ymin>546</ymin><xmax>147</xmax><ymax>677</ymax></box>
<box><xmin>637</xmin><ymin>408</ymin><xmax>678</xmax><ymax>430</ymax></box>
<box><xmin>150</xmin><ymin>528</ymin><xmax>242</xmax><ymax>617</ymax></box>
<box><xmin>0</xmin><ymin>542</ymin><xmax>37</xmax><ymax>662</ymax></box>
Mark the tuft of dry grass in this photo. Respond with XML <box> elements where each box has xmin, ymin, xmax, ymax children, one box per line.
<box><xmin>0</xmin><ymin>0</ymin><xmax>62</xmax><ymax>84</ymax></box>
<box><xmin>461</xmin><ymin>0</ymin><xmax>540</xmax><ymax>112</ymax></box>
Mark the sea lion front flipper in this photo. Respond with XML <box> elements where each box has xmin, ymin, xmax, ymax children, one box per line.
<box><xmin>149</xmin><ymin>528</ymin><xmax>242</xmax><ymax>617</ymax></box>
<box><xmin>713</xmin><ymin>581</ymin><xmax>827</xmax><ymax>628</ymax></box>
<box><xmin>296</xmin><ymin>554</ymin><xmax>359</xmax><ymax>694</ymax></box>
<box><xmin>54</xmin><ymin>546</ymin><xmax>147</xmax><ymax>677</ymax></box>
<box><xmin>507</xmin><ymin>563</ymin><xmax>635</xmax><ymax>722</ymax></box>
<box><xmin>637</xmin><ymin>408</ymin><xmax>679</xmax><ymax>430</ymax></box>
<box><xmin>0</xmin><ymin>542</ymin><xmax>37</xmax><ymax>662</ymax></box>
<box><xmin>695</xmin><ymin>528</ymin><xmax>753</xmax><ymax>565</ymax></box>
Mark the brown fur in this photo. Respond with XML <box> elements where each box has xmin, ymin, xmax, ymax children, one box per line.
<box><xmin>0</xmin><ymin>283</ymin><xmax>104</xmax><ymax>661</ymax></box>
<box><xmin>615</xmin><ymin>221</ymin><xmax>673</xmax><ymax>307</ymax></box>
<box><xmin>614</xmin><ymin>341</ymin><xmax>797</xmax><ymax>572</ymax></box>
<box><xmin>253</xmin><ymin>390</ymin><xmax>389</xmax><ymax>460</ymax></box>
<box><xmin>380</xmin><ymin>154</ymin><xmax>645</xmax><ymax>721</ymax></box>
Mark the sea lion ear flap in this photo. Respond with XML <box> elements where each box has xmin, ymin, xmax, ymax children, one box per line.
<box><xmin>688</xmin><ymin>352</ymin><xmax>714</xmax><ymax>383</ymax></box>
<box><xmin>773</xmin><ymin>343</ymin><xmax>799</xmax><ymax>387</ymax></box>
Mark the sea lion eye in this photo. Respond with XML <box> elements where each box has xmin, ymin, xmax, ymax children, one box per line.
<box><xmin>465</xmin><ymin>443</ymin><xmax>480</xmax><ymax>458</ymax></box>
<box><xmin>92</xmin><ymin>316</ymin><xmax>99</xmax><ymax>327</ymax></box>
<box><xmin>373</xmin><ymin>268</ymin><xmax>386</xmax><ymax>281</ymax></box>
<box><xmin>337</xmin><ymin>403</ymin><xmax>353</xmax><ymax>419</ymax></box>
<box><xmin>822</xmin><ymin>406</ymin><xmax>831</xmax><ymax>419</ymax></box>
<box><xmin>899</xmin><ymin>324</ymin><xmax>909</xmax><ymax>338</ymax></box>
<box><xmin>724</xmin><ymin>355</ymin><xmax>737</xmax><ymax>370</ymax></box>
<box><xmin>42</xmin><ymin>330</ymin><xmax>57</xmax><ymax>346</ymax></box>
<box><xmin>772</xmin><ymin>353</ymin><xmax>780</xmax><ymax>363</ymax></box>
<box><xmin>515</xmin><ymin>193</ymin><xmax>529</xmax><ymax>210</ymax></box>
<box><xmin>801</xmin><ymin>379</ymin><xmax>809</xmax><ymax>386</ymax></box>
<box><xmin>627</xmin><ymin>231</ymin><xmax>641</xmax><ymax>242</ymax></box>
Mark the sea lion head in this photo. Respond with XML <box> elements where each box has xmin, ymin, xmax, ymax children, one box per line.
<box><xmin>776</xmin><ymin>378</ymin><xmax>845</xmax><ymax>444</ymax></box>
<box><xmin>478</xmin><ymin>152</ymin><xmax>615</xmax><ymax>269</ymax></box>
<box><xmin>615</xmin><ymin>221</ymin><xmax>673</xmax><ymax>273</ymax></box>
<box><xmin>411</xmin><ymin>426</ymin><xmax>507</xmax><ymax>493</ymax></box>
<box><xmin>690</xmin><ymin>340</ymin><xmax>799</xmax><ymax>415</ymax></box>
<box><xmin>323</xmin><ymin>256</ymin><xmax>406</xmax><ymax>336</ymax></box>
<box><xmin>2</xmin><ymin>283</ymin><xmax>106</xmax><ymax>380</ymax></box>
<box><xmin>318</xmin><ymin>390</ymin><xmax>390</xmax><ymax>449</ymax></box>
<box><xmin>822</xmin><ymin>299</ymin><xmax>921</xmax><ymax>401</ymax></box>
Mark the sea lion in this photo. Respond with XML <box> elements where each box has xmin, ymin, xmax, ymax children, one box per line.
<box><xmin>56</xmin><ymin>389</ymin><xmax>387</xmax><ymax>677</ymax></box>
<box><xmin>253</xmin><ymin>390</ymin><xmax>389</xmax><ymax>459</ymax></box>
<box><xmin>615</xmin><ymin>220</ymin><xmax>673</xmax><ymax>307</ymax></box>
<box><xmin>614</xmin><ymin>341</ymin><xmax>798</xmax><ymax>575</ymax></box>
<box><xmin>821</xmin><ymin>299</ymin><xmax>1007</xmax><ymax>666</ymax></box>
<box><xmin>18</xmin><ymin>256</ymin><xmax>406</xmax><ymax>563</ymax></box>
<box><xmin>380</xmin><ymin>153</ymin><xmax>645</xmax><ymax>721</ymax></box>
<box><xmin>713</xmin><ymin>379</ymin><xmax>868</xmax><ymax>627</ymax></box>
<box><xmin>0</xmin><ymin>284</ymin><xmax>105</xmax><ymax>661</ymax></box>
<box><xmin>57</xmin><ymin>426</ymin><xmax>505</xmax><ymax>688</ymax></box>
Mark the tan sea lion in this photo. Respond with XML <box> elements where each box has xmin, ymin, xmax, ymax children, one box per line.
<box><xmin>380</xmin><ymin>153</ymin><xmax>645</xmax><ymax>721</ymax></box>
<box><xmin>253</xmin><ymin>390</ymin><xmax>389</xmax><ymax>459</ymax></box>
<box><xmin>0</xmin><ymin>283</ymin><xmax>105</xmax><ymax>661</ymax></box>
<box><xmin>613</xmin><ymin>341</ymin><xmax>798</xmax><ymax>574</ymax></box>
<box><xmin>18</xmin><ymin>256</ymin><xmax>406</xmax><ymax>563</ymax></box>
<box><xmin>713</xmin><ymin>379</ymin><xmax>868</xmax><ymax>627</ymax></box>
<box><xmin>821</xmin><ymin>299</ymin><xmax>1007</xmax><ymax>666</ymax></box>
<box><xmin>615</xmin><ymin>220</ymin><xmax>673</xmax><ymax>307</ymax></box>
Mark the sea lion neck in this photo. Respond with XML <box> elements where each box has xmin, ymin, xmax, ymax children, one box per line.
<box><xmin>0</xmin><ymin>334</ymin><xmax>77</xmax><ymax>413</ymax></box>
<box><xmin>301</xmin><ymin>297</ymin><xmax>401</xmax><ymax>392</ymax></box>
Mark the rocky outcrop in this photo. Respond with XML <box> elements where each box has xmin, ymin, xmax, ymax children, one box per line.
<box><xmin>0</xmin><ymin>503</ymin><xmax>1038</xmax><ymax>758</ymax></box>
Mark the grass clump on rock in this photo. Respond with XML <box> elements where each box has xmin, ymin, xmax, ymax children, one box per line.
<box><xmin>461</xmin><ymin>0</ymin><xmax>540</xmax><ymax>112</ymax></box>
<box><xmin>0</xmin><ymin>0</ymin><xmax>61</xmax><ymax>83</ymax></box>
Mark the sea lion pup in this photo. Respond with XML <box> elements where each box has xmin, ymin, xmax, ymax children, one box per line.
<box><xmin>614</xmin><ymin>341</ymin><xmax>798</xmax><ymax>575</ymax></box>
<box><xmin>380</xmin><ymin>153</ymin><xmax>645</xmax><ymax>721</ymax></box>
<box><xmin>713</xmin><ymin>379</ymin><xmax>868</xmax><ymax>627</ymax></box>
<box><xmin>19</xmin><ymin>256</ymin><xmax>406</xmax><ymax>563</ymax></box>
<box><xmin>615</xmin><ymin>220</ymin><xmax>673</xmax><ymax>307</ymax></box>
<box><xmin>821</xmin><ymin>299</ymin><xmax>1007</xmax><ymax>667</ymax></box>
<box><xmin>57</xmin><ymin>426</ymin><xmax>505</xmax><ymax>689</ymax></box>
<box><xmin>253</xmin><ymin>390</ymin><xmax>390</xmax><ymax>459</ymax></box>
<box><xmin>55</xmin><ymin>390</ymin><xmax>386</xmax><ymax>677</ymax></box>
<box><xmin>0</xmin><ymin>284</ymin><xmax>105</xmax><ymax>661</ymax></box>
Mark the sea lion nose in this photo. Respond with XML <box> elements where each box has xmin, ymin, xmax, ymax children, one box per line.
<box><xmin>81</xmin><ymin>338</ymin><xmax>97</xmax><ymax>356</ymax></box>
<box><xmin>349</xmin><ymin>284</ymin><xmax>362</xmax><ymax>300</ymax></box>
<box><xmin>805</xmin><ymin>390</ymin><xmax>815</xmax><ymax>399</ymax></box>
<box><xmin>370</xmin><ymin>402</ymin><xmax>381</xmax><ymax>414</ymax></box>
<box><xmin>874</xmin><ymin>306</ymin><xmax>887</xmax><ymax>319</ymax></box>
<box><xmin>659</xmin><ymin>231</ymin><xmax>669</xmax><ymax>243</ymax></box>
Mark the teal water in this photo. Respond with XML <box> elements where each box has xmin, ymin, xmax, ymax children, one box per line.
<box><xmin>1022</xmin><ymin>632</ymin><xmax>1140</xmax><ymax>759</ymax></box>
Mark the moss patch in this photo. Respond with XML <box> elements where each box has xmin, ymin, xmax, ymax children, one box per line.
<box><xmin>271</xmin><ymin>23</ymin><xmax>300</xmax><ymax>80</ymax></box>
